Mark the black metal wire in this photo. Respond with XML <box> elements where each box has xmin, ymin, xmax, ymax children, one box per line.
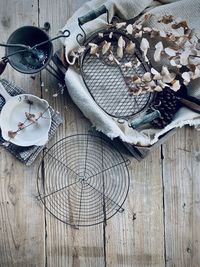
<box><xmin>37</xmin><ymin>134</ymin><xmax>130</xmax><ymax>227</ymax></box>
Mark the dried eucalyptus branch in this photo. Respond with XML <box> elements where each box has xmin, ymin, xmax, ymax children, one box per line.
<box><xmin>70</xmin><ymin>13</ymin><xmax>200</xmax><ymax>95</ymax></box>
<box><xmin>8</xmin><ymin>104</ymin><xmax>50</xmax><ymax>140</ymax></box>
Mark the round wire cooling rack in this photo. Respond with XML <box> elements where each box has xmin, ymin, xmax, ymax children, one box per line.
<box><xmin>37</xmin><ymin>134</ymin><xmax>130</xmax><ymax>227</ymax></box>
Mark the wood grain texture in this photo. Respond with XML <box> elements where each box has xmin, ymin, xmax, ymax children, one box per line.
<box><xmin>38</xmin><ymin>0</ymin><xmax>105</xmax><ymax>266</ymax></box>
<box><xmin>105</xmin><ymin>149</ymin><xmax>165</xmax><ymax>267</ymax></box>
<box><xmin>0</xmin><ymin>1</ymin><xmax>45</xmax><ymax>267</ymax></box>
<box><xmin>0</xmin><ymin>0</ymin><xmax>200</xmax><ymax>267</ymax></box>
<box><xmin>163</xmin><ymin>127</ymin><xmax>200</xmax><ymax>267</ymax></box>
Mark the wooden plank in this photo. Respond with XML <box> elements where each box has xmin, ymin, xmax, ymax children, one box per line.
<box><xmin>162</xmin><ymin>127</ymin><xmax>200</xmax><ymax>267</ymax></box>
<box><xmin>0</xmin><ymin>1</ymin><xmax>45</xmax><ymax>266</ymax></box>
<box><xmin>105</xmin><ymin>148</ymin><xmax>165</xmax><ymax>267</ymax></box>
<box><xmin>38</xmin><ymin>0</ymin><xmax>105</xmax><ymax>266</ymax></box>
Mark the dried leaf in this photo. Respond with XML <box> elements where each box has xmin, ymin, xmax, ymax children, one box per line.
<box><xmin>116</xmin><ymin>22</ymin><xmax>126</xmax><ymax>29</ymax></box>
<box><xmin>25</xmin><ymin>112</ymin><xmax>36</xmax><ymax>123</ymax></box>
<box><xmin>180</xmin><ymin>50</ymin><xmax>190</xmax><ymax>66</ymax></box>
<box><xmin>154</xmin><ymin>85</ymin><xmax>163</xmax><ymax>92</ymax></box>
<box><xmin>124</xmin><ymin>62</ymin><xmax>132</xmax><ymax>68</ymax></box>
<box><xmin>18</xmin><ymin>122</ymin><xmax>25</xmax><ymax>130</ymax></box>
<box><xmin>108</xmin><ymin>54</ymin><xmax>114</xmax><ymax>61</ymax></box>
<box><xmin>191</xmin><ymin>66</ymin><xmax>200</xmax><ymax>79</ymax></box>
<box><xmin>161</xmin><ymin>66</ymin><xmax>176</xmax><ymax>83</ymax></box>
<box><xmin>140</xmin><ymin>38</ymin><xmax>149</xmax><ymax>61</ymax></box>
<box><xmin>172</xmin><ymin>21</ymin><xmax>188</xmax><ymax>31</ymax></box>
<box><xmin>150</xmin><ymin>29</ymin><xmax>159</xmax><ymax>38</ymax></box>
<box><xmin>171</xmin><ymin>80</ymin><xmax>181</xmax><ymax>91</ymax></box>
<box><xmin>125</xmin><ymin>41</ymin><xmax>135</xmax><ymax>54</ymax></box>
<box><xmin>126</xmin><ymin>24</ymin><xmax>133</xmax><ymax>34</ymax></box>
<box><xmin>158</xmin><ymin>80</ymin><xmax>168</xmax><ymax>89</ymax></box>
<box><xmin>144</xmin><ymin>13</ymin><xmax>153</xmax><ymax>22</ymax></box>
<box><xmin>132</xmin><ymin>75</ymin><xmax>142</xmax><ymax>84</ymax></box>
<box><xmin>109</xmin><ymin>32</ymin><xmax>113</xmax><ymax>39</ymax></box>
<box><xmin>118</xmin><ymin>36</ymin><xmax>126</xmax><ymax>48</ymax></box>
<box><xmin>135</xmin><ymin>24</ymin><xmax>142</xmax><ymax>30</ymax></box>
<box><xmin>170</xmin><ymin>58</ymin><xmax>182</xmax><ymax>68</ymax></box>
<box><xmin>89</xmin><ymin>43</ymin><xmax>99</xmax><ymax>55</ymax></box>
<box><xmin>142</xmin><ymin>72</ymin><xmax>152</xmax><ymax>82</ymax></box>
<box><xmin>98</xmin><ymin>32</ymin><xmax>104</xmax><ymax>37</ymax></box>
<box><xmin>135</xmin><ymin>58</ymin><xmax>141</xmax><ymax>68</ymax></box>
<box><xmin>159</xmin><ymin>30</ymin><xmax>167</xmax><ymax>38</ymax></box>
<box><xmin>77</xmin><ymin>46</ymin><xmax>85</xmax><ymax>54</ymax></box>
<box><xmin>158</xmin><ymin>15</ymin><xmax>174</xmax><ymax>24</ymax></box>
<box><xmin>135</xmin><ymin>31</ymin><xmax>143</xmax><ymax>38</ymax></box>
<box><xmin>143</xmin><ymin>27</ymin><xmax>152</xmax><ymax>32</ymax></box>
<box><xmin>8</xmin><ymin>130</ymin><xmax>17</xmax><ymax>139</ymax></box>
<box><xmin>165</xmin><ymin>47</ymin><xmax>177</xmax><ymax>57</ymax></box>
<box><xmin>151</xmin><ymin>68</ymin><xmax>162</xmax><ymax>80</ymax></box>
<box><xmin>102</xmin><ymin>41</ymin><xmax>111</xmax><ymax>54</ymax></box>
<box><xmin>154</xmin><ymin>41</ymin><xmax>163</xmax><ymax>62</ymax></box>
<box><xmin>188</xmin><ymin>64</ymin><xmax>196</xmax><ymax>72</ymax></box>
<box><xmin>148</xmin><ymin>80</ymin><xmax>156</xmax><ymax>87</ymax></box>
<box><xmin>117</xmin><ymin>47</ymin><xmax>123</xmax><ymax>58</ymax></box>
<box><xmin>182</xmin><ymin>72</ymin><xmax>191</xmax><ymax>83</ymax></box>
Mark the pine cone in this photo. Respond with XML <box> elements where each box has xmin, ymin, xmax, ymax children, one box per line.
<box><xmin>151</xmin><ymin>87</ymin><xmax>181</xmax><ymax>128</ymax></box>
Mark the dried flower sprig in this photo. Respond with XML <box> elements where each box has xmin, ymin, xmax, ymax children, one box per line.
<box><xmin>70</xmin><ymin>13</ymin><xmax>200</xmax><ymax>95</ymax></box>
<box><xmin>8</xmin><ymin>100</ymin><xmax>50</xmax><ymax>140</ymax></box>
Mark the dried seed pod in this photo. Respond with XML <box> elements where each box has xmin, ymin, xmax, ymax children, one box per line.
<box><xmin>140</xmin><ymin>38</ymin><xmax>149</xmax><ymax>61</ymax></box>
<box><xmin>179</xmin><ymin>50</ymin><xmax>190</xmax><ymax>66</ymax></box>
<box><xmin>109</xmin><ymin>32</ymin><xmax>113</xmax><ymax>39</ymax></box>
<box><xmin>118</xmin><ymin>36</ymin><xmax>126</xmax><ymax>48</ymax></box>
<box><xmin>8</xmin><ymin>130</ymin><xmax>17</xmax><ymax>139</ymax></box>
<box><xmin>77</xmin><ymin>47</ymin><xmax>85</xmax><ymax>54</ymax></box>
<box><xmin>125</xmin><ymin>41</ymin><xmax>135</xmax><ymax>54</ymax></box>
<box><xmin>182</xmin><ymin>72</ymin><xmax>191</xmax><ymax>84</ymax></box>
<box><xmin>115</xmin><ymin>22</ymin><xmax>126</xmax><ymax>29</ymax></box>
<box><xmin>154</xmin><ymin>41</ymin><xmax>163</xmax><ymax>62</ymax></box>
<box><xmin>117</xmin><ymin>46</ymin><xmax>123</xmax><ymax>58</ymax></box>
<box><xmin>98</xmin><ymin>32</ymin><xmax>104</xmax><ymax>37</ymax></box>
<box><xmin>191</xmin><ymin>66</ymin><xmax>200</xmax><ymax>79</ymax></box>
<box><xmin>161</xmin><ymin>66</ymin><xmax>176</xmax><ymax>83</ymax></box>
<box><xmin>108</xmin><ymin>53</ymin><xmax>114</xmax><ymax>61</ymax></box>
<box><xmin>142</xmin><ymin>72</ymin><xmax>152</xmax><ymax>82</ymax></box>
<box><xmin>143</xmin><ymin>27</ymin><xmax>152</xmax><ymax>32</ymax></box>
<box><xmin>102</xmin><ymin>41</ymin><xmax>111</xmax><ymax>55</ymax></box>
<box><xmin>165</xmin><ymin>47</ymin><xmax>177</xmax><ymax>57</ymax></box>
<box><xmin>25</xmin><ymin>112</ymin><xmax>36</xmax><ymax>123</ymax></box>
<box><xmin>18</xmin><ymin>122</ymin><xmax>25</xmax><ymax>129</ymax></box>
<box><xmin>124</xmin><ymin>62</ymin><xmax>132</xmax><ymax>68</ymax></box>
<box><xmin>171</xmin><ymin>80</ymin><xmax>181</xmax><ymax>91</ymax></box>
<box><xmin>158</xmin><ymin>15</ymin><xmax>174</xmax><ymax>24</ymax></box>
<box><xmin>151</xmin><ymin>68</ymin><xmax>162</xmax><ymax>80</ymax></box>
<box><xmin>132</xmin><ymin>75</ymin><xmax>142</xmax><ymax>84</ymax></box>
<box><xmin>126</xmin><ymin>24</ymin><xmax>133</xmax><ymax>34</ymax></box>
<box><xmin>89</xmin><ymin>43</ymin><xmax>99</xmax><ymax>55</ymax></box>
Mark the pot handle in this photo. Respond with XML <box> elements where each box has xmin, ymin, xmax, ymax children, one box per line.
<box><xmin>0</xmin><ymin>81</ymin><xmax>12</xmax><ymax>102</ymax></box>
<box><xmin>76</xmin><ymin>5</ymin><xmax>109</xmax><ymax>45</ymax></box>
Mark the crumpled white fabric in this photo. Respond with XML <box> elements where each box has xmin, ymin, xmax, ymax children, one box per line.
<box><xmin>62</xmin><ymin>0</ymin><xmax>200</xmax><ymax>146</ymax></box>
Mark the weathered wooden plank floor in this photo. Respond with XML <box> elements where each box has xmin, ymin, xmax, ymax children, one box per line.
<box><xmin>0</xmin><ymin>1</ymin><xmax>200</xmax><ymax>267</ymax></box>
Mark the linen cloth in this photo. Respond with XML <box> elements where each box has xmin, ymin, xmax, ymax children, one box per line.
<box><xmin>62</xmin><ymin>0</ymin><xmax>200</xmax><ymax>146</ymax></box>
